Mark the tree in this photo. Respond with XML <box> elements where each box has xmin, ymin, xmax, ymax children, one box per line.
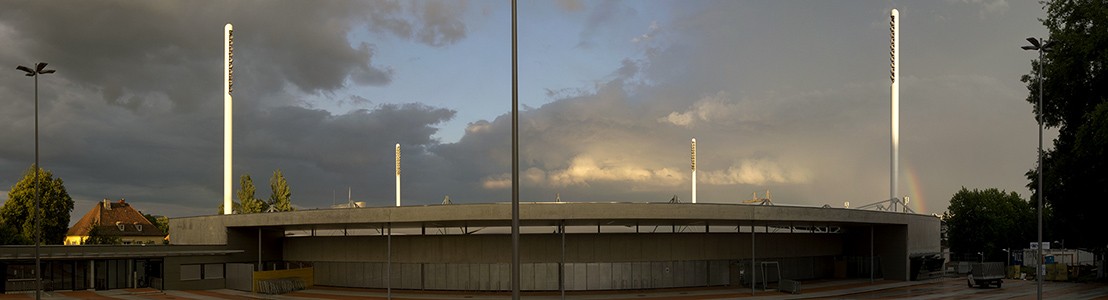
<box><xmin>268</xmin><ymin>169</ymin><xmax>293</xmax><ymax>212</ymax></box>
<box><xmin>0</xmin><ymin>165</ymin><xmax>75</xmax><ymax>245</ymax></box>
<box><xmin>0</xmin><ymin>224</ymin><xmax>29</xmax><ymax>245</ymax></box>
<box><xmin>1022</xmin><ymin>0</ymin><xmax>1108</xmax><ymax>249</ymax></box>
<box><xmin>84</xmin><ymin>226</ymin><xmax>122</xmax><ymax>245</ymax></box>
<box><xmin>216</xmin><ymin>201</ymin><xmax>242</xmax><ymax>215</ymax></box>
<box><xmin>943</xmin><ymin>188</ymin><xmax>1035</xmax><ymax>261</ymax></box>
<box><xmin>238</xmin><ymin>174</ymin><xmax>268</xmax><ymax>213</ymax></box>
<box><xmin>143</xmin><ymin>213</ymin><xmax>169</xmax><ymax>235</ymax></box>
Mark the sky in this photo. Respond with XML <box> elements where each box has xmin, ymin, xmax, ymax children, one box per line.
<box><xmin>0</xmin><ymin>0</ymin><xmax>1052</xmax><ymax>220</ymax></box>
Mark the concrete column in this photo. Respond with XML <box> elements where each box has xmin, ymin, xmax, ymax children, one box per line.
<box><xmin>88</xmin><ymin>260</ymin><xmax>95</xmax><ymax>290</ymax></box>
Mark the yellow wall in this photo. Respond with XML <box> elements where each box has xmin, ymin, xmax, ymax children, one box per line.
<box><xmin>64</xmin><ymin>235</ymin><xmax>87</xmax><ymax>245</ymax></box>
<box><xmin>252</xmin><ymin>267</ymin><xmax>314</xmax><ymax>292</ymax></box>
<box><xmin>63</xmin><ymin>235</ymin><xmax>165</xmax><ymax>245</ymax></box>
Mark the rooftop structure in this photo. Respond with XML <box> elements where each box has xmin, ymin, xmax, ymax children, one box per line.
<box><xmin>65</xmin><ymin>199</ymin><xmax>165</xmax><ymax>245</ymax></box>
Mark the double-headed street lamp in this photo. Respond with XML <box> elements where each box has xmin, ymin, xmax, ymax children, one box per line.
<box><xmin>16</xmin><ymin>62</ymin><xmax>55</xmax><ymax>300</ymax></box>
<box><xmin>1021</xmin><ymin>37</ymin><xmax>1052</xmax><ymax>300</ymax></box>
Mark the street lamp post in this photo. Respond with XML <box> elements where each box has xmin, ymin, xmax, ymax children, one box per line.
<box><xmin>16</xmin><ymin>62</ymin><xmax>55</xmax><ymax>300</ymax></box>
<box><xmin>1022</xmin><ymin>36</ymin><xmax>1052</xmax><ymax>300</ymax></box>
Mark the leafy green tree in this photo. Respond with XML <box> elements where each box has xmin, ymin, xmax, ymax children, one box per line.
<box><xmin>143</xmin><ymin>213</ymin><xmax>169</xmax><ymax>235</ymax></box>
<box><xmin>943</xmin><ymin>188</ymin><xmax>1035</xmax><ymax>261</ymax></box>
<box><xmin>269</xmin><ymin>169</ymin><xmax>293</xmax><ymax>212</ymax></box>
<box><xmin>0</xmin><ymin>165</ymin><xmax>74</xmax><ymax>245</ymax></box>
<box><xmin>0</xmin><ymin>224</ymin><xmax>29</xmax><ymax>245</ymax></box>
<box><xmin>216</xmin><ymin>201</ymin><xmax>242</xmax><ymax>215</ymax></box>
<box><xmin>238</xmin><ymin>174</ymin><xmax>268</xmax><ymax>213</ymax></box>
<box><xmin>1022</xmin><ymin>0</ymin><xmax>1108</xmax><ymax>249</ymax></box>
<box><xmin>84</xmin><ymin>226</ymin><xmax>122</xmax><ymax>245</ymax></box>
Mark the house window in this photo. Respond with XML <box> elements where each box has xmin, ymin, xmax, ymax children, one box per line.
<box><xmin>180</xmin><ymin>265</ymin><xmax>201</xmax><ymax>281</ymax></box>
<box><xmin>204</xmin><ymin>264</ymin><xmax>224</xmax><ymax>279</ymax></box>
<box><xmin>117</xmin><ymin>222</ymin><xmax>125</xmax><ymax>231</ymax></box>
<box><xmin>136</xmin><ymin>224</ymin><xmax>142</xmax><ymax>231</ymax></box>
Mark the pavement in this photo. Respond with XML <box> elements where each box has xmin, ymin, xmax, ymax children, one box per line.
<box><xmin>2</xmin><ymin>277</ymin><xmax>1107</xmax><ymax>299</ymax></box>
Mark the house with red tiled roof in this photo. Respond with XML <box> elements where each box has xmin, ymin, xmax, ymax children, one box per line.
<box><xmin>64</xmin><ymin>198</ymin><xmax>166</xmax><ymax>245</ymax></box>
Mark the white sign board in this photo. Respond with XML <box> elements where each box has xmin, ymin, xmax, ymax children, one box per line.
<box><xmin>1030</xmin><ymin>242</ymin><xmax>1051</xmax><ymax>250</ymax></box>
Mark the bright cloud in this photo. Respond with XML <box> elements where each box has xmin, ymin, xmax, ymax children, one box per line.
<box><xmin>700</xmin><ymin>159</ymin><xmax>812</xmax><ymax>186</ymax></box>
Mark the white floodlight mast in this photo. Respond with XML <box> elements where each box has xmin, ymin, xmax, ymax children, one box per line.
<box><xmin>890</xmin><ymin>10</ymin><xmax>899</xmax><ymax>203</ymax></box>
<box><xmin>223</xmin><ymin>23</ymin><xmax>234</xmax><ymax>215</ymax></box>
<box><xmin>395</xmin><ymin>143</ymin><xmax>401</xmax><ymax>207</ymax></box>
<box><xmin>691</xmin><ymin>138</ymin><xmax>697</xmax><ymax>204</ymax></box>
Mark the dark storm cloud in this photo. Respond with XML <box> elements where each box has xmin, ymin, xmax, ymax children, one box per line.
<box><xmin>0</xmin><ymin>1</ymin><xmax>1048</xmax><ymax>219</ymax></box>
<box><xmin>0</xmin><ymin>0</ymin><xmax>468</xmax><ymax>111</ymax></box>
<box><xmin>0</xmin><ymin>0</ymin><xmax>471</xmax><ymax>216</ymax></box>
<box><xmin>425</xmin><ymin>1</ymin><xmax>1045</xmax><ymax>214</ymax></box>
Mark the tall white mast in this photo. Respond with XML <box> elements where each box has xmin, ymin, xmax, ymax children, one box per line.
<box><xmin>395</xmin><ymin>143</ymin><xmax>401</xmax><ymax>207</ymax></box>
<box><xmin>691</xmin><ymin>138</ymin><xmax>697</xmax><ymax>204</ymax></box>
<box><xmin>890</xmin><ymin>9</ymin><xmax>899</xmax><ymax>202</ymax></box>
<box><xmin>890</xmin><ymin>9</ymin><xmax>900</xmax><ymax>202</ymax></box>
<box><xmin>223</xmin><ymin>23</ymin><xmax>234</xmax><ymax>215</ymax></box>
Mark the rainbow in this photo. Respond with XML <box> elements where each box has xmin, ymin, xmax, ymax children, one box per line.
<box><xmin>903</xmin><ymin>162</ymin><xmax>927</xmax><ymax>213</ymax></box>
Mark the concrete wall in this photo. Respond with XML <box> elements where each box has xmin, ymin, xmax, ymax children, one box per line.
<box><xmin>312</xmin><ymin>260</ymin><xmax>737</xmax><ymax>291</ymax></box>
<box><xmin>169</xmin><ymin>203</ymin><xmax>942</xmax><ymax>246</ymax></box>
<box><xmin>162</xmin><ymin>256</ymin><xmax>227</xmax><ymax>290</ymax></box>
<box><xmin>907</xmin><ymin>216</ymin><xmax>941</xmax><ymax>255</ymax></box>
<box><xmin>164</xmin><ymin>203</ymin><xmax>941</xmax><ymax>290</ymax></box>
<box><xmin>284</xmin><ymin>232</ymin><xmax>844</xmax><ymax>263</ymax></box>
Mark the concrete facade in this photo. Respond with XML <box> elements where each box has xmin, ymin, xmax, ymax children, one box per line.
<box><xmin>161</xmin><ymin>202</ymin><xmax>939</xmax><ymax>291</ymax></box>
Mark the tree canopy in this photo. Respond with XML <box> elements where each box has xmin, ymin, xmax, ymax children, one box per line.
<box><xmin>0</xmin><ymin>165</ymin><xmax>75</xmax><ymax>245</ymax></box>
<box><xmin>143</xmin><ymin>213</ymin><xmax>169</xmax><ymax>236</ymax></box>
<box><xmin>1022</xmin><ymin>0</ymin><xmax>1108</xmax><ymax>249</ymax></box>
<box><xmin>84</xmin><ymin>226</ymin><xmax>122</xmax><ymax>245</ymax></box>
<box><xmin>943</xmin><ymin>187</ymin><xmax>1035</xmax><ymax>261</ymax></box>
<box><xmin>216</xmin><ymin>201</ymin><xmax>242</xmax><ymax>215</ymax></box>
<box><xmin>238</xmin><ymin>174</ymin><xmax>268</xmax><ymax>213</ymax></box>
<box><xmin>269</xmin><ymin>169</ymin><xmax>293</xmax><ymax>212</ymax></box>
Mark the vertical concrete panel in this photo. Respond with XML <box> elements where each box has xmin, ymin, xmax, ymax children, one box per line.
<box><xmin>469</xmin><ymin>263</ymin><xmax>483</xmax><ymax>292</ymax></box>
<box><xmin>572</xmin><ymin>263</ymin><xmax>587</xmax><ymax>291</ymax></box>
<box><xmin>651</xmin><ymin>262</ymin><xmax>663</xmax><ymax>288</ymax></box>
<box><xmin>360</xmin><ymin>262</ymin><xmax>370</xmax><ymax>288</ymax></box>
<box><xmin>521</xmin><ymin>263</ymin><xmax>534</xmax><ymax>290</ymax></box>
<box><xmin>596</xmin><ymin>263</ymin><xmax>613</xmax><ymax>290</ymax></box>
<box><xmin>497</xmin><ymin>263</ymin><xmax>510</xmax><ymax>291</ymax></box>
<box><xmin>388</xmin><ymin>263</ymin><xmax>399</xmax><ymax>289</ymax></box>
<box><xmin>375</xmin><ymin>262</ymin><xmax>387</xmax><ymax>288</ymax></box>
<box><xmin>459</xmin><ymin>264</ymin><xmax>472</xmax><ymax>290</ymax></box>
<box><xmin>327</xmin><ymin>262</ymin><xmax>339</xmax><ymax>286</ymax></box>
<box><xmin>673</xmin><ymin>261</ymin><xmax>686</xmax><ymax>287</ymax></box>
<box><xmin>634</xmin><ymin>261</ymin><xmax>649</xmax><ymax>289</ymax></box>
<box><xmin>313</xmin><ymin>262</ymin><xmax>327</xmax><ymax>286</ymax></box>
<box><xmin>533</xmin><ymin>263</ymin><xmax>549</xmax><ymax>290</ymax></box>
<box><xmin>658</xmin><ymin>261</ymin><xmax>670</xmax><ymax>288</ymax></box>
<box><xmin>464</xmin><ymin>263</ymin><xmax>476</xmax><ymax>291</ymax></box>
<box><xmin>562</xmin><ymin>263</ymin><xmax>574</xmax><ymax>290</ymax></box>
<box><xmin>452</xmin><ymin>263</ymin><xmax>462</xmax><ymax>290</ymax></box>
<box><xmin>485</xmin><ymin>263</ymin><xmax>499</xmax><ymax>291</ymax></box>
<box><xmin>424</xmin><ymin>264</ymin><xmax>438</xmax><ymax>289</ymax></box>
<box><xmin>329</xmin><ymin>261</ymin><xmax>341</xmax><ymax>287</ymax></box>
<box><xmin>402</xmin><ymin>263</ymin><xmax>420</xmax><ymax>289</ymax></box>
<box><xmin>330</xmin><ymin>262</ymin><xmax>341</xmax><ymax>287</ymax></box>
<box><xmin>709</xmin><ymin>260</ymin><xmax>729</xmax><ymax>286</ymax></box>
<box><xmin>545</xmin><ymin>263</ymin><xmax>560</xmax><ymax>290</ymax></box>
<box><xmin>693</xmin><ymin>260</ymin><xmax>707</xmax><ymax>286</ymax></box>
<box><xmin>533</xmin><ymin>263</ymin><xmax>547</xmax><ymax>290</ymax></box>
<box><xmin>349</xmin><ymin>262</ymin><xmax>361</xmax><ymax>287</ymax></box>
<box><xmin>610</xmin><ymin>262</ymin><xmax>622</xmax><ymax>289</ymax></box>
<box><xmin>436</xmin><ymin>263</ymin><xmax>448</xmax><ymax>290</ymax></box>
